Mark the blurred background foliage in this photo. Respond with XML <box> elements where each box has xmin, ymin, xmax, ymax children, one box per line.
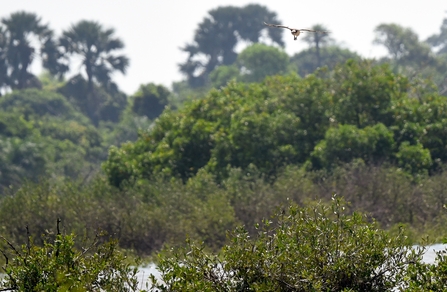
<box><xmin>1</xmin><ymin>5</ymin><xmax>447</xmax><ymax>261</ymax></box>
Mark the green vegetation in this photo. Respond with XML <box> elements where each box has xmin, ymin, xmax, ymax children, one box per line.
<box><xmin>179</xmin><ymin>4</ymin><xmax>284</xmax><ymax>87</ymax></box>
<box><xmin>0</xmin><ymin>89</ymin><xmax>105</xmax><ymax>192</ymax></box>
<box><xmin>60</xmin><ymin>20</ymin><xmax>129</xmax><ymax>94</ymax></box>
<box><xmin>291</xmin><ymin>45</ymin><xmax>361</xmax><ymax>77</ymax></box>
<box><xmin>2</xmin><ymin>5</ymin><xmax>447</xmax><ymax>290</ymax></box>
<box><xmin>151</xmin><ymin>197</ymin><xmax>447</xmax><ymax>291</ymax></box>
<box><xmin>152</xmin><ymin>197</ymin><xmax>422</xmax><ymax>291</ymax></box>
<box><xmin>103</xmin><ymin>60</ymin><xmax>447</xmax><ymax>186</ymax></box>
<box><xmin>0</xmin><ymin>12</ymin><xmax>157</xmax><ymax>192</ymax></box>
<box><xmin>210</xmin><ymin>43</ymin><xmax>292</xmax><ymax>86</ymax></box>
<box><xmin>0</xmin><ymin>222</ymin><xmax>139</xmax><ymax>291</ymax></box>
<box><xmin>5</xmin><ymin>163</ymin><xmax>447</xmax><ymax>257</ymax></box>
<box><xmin>131</xmin><ymin>83</ymin><xmax>171</xmax><ymax>120</ymax></box>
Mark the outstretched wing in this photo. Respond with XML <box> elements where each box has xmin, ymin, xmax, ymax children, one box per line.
<box><xmin>264</xmin><ymin>22</ymin><xmax>293</xmax><ymax>31</ymax></box>
<box><xmin>299</xmin><ymin>29</ymin><xmax>330</xmax><ymax>34</ymax></box>
<box><xmin>264</xmin><ymin>22</ymin><xmax>329</xmax><ymax>34</ymax></box>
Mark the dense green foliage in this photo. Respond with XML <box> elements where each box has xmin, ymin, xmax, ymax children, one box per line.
<box><xmin>104</xmin><ymin>60</ymin><xmax>447</xmax><ymax>187</ymax></box>
<box><xmin>58</xmin><ymin>74</ymin><xmax>128</xmax><ymax>125</ymax></box>
<box><xmin>0</xmin><ymin>11</ymin><xmax>166</xmax><ymax>192</ymax></box>
<box><xmin>151</xmin><ymin>197</ymin><xmax>423</xmax><ymax>291</ymax></box>
<box><xmin>0</xmin><ymin>89</ymin><xmax>104</xmax><ymax>192</ymax></box>
<box><xmin>131</xmin><ymin>83</ymin><xmax>170</xmax><ymax>120</ymax></box>
<box><xmin>209</xmin><ymin>43</ymin><xmax>292</xmax><ymax>87</ymax></box>
<box><xmin>309</xmin><ymin>123</ymin><xmax>395</xmax><ymax>170</ymax></box>
<box><xmin>236</xmin><ymin>43</ymin><xmax>291</xmax><ymax>83</ymax></box>
<box><xmin>0</xmin><ymin>225</ymin><xmax>139</xmax><ymax>291</ymax></box>
<box><xmin>2</xmin><ymin>172</ymin><xmax>447</xmax><ymax>290</ymax></box>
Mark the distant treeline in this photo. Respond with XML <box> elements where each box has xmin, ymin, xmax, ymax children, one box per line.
<box><xmin>105</xmin><ymin>60</ymin><xmax>447</xmax><ymax>186</ymax></box>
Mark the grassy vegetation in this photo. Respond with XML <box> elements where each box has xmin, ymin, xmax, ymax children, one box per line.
<box><xmin>1</xmin><ymin>162</ymin><xmax>447</xmax><ymax>260</ymax></box>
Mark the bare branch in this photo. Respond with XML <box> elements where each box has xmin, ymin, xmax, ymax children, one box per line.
<box><xmin>0</xmin><ymin>236</ymin><xmax>21</xmax><ymax>258</ymax></box>
<box><xmin>57</xmin><ymin>218</ymin><xmax>61</xmax><ymax>235</ymax></box>
<box><xmin>74</xmin><ymin>233</ymin><xmax>100</xmax><ymax>262</ymax></box>
<box><xmin>26</xmin><ymin>226</ymin><xmax>30</xmax><ymax>255</ymax></box>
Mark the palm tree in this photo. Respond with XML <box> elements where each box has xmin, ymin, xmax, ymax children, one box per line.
<box><xmin>1</xmin><ymin>11</ymin><xmax>53</xmax><ymax>90</ymax></box>
<box><xmin>301</xmin><ymin>24</ymin><xmax>333</xmax><ymax>68</ymax></box>
<box><xmin>60</xmin><ymin>20</ymin><xmax>129</xmax><ymax>93</ymax></box>
<box><xmin>180</xmin><ymin>4</ymin><xmax>284</xmax><ymax>87</ymax></box>
<box><xmin>41</xmin><ymin>30</ymin><xmax>69</xmax><ymax>80</ymax></box>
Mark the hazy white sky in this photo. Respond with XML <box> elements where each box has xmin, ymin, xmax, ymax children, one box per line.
<box><xmin>2</xmin><ymin>0</ymin><xmax>447</xmax><ymax>95</ymax></box>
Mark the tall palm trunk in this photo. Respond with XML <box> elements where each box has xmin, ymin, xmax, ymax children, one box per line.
<box><xmin>314</xmin><ymin>33</ymin><xmax>324</xmax><ymax>68</ymax></box>
<box><xmin>316</xmin><ymin>39</ymin><xmax>321</xmax><ymax>68</ymax></box>
<box><xmin>85</xmin><ymin>54</ymin><xmax>99</xmax><ymax>126</ymax></box>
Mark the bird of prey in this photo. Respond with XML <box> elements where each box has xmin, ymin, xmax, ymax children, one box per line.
<box><xmin>264</xmin><ymin>22</ymin><xmax>329</xmax><ymax>40</ymax></box>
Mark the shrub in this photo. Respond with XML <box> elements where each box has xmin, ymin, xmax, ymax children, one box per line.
<box><xmin>396</xmin><ymin>141</ymin><xmax>432</xmax><ymax>175</ymax></box>
<box><xmin>309</xmin><ymin>123</ymin><xmax>395</xmax><ymax>170</ymax></box>
<box><xmin>0</xmin><ymin>222</ymin><xmax>140</xmax><ymax>291</ymax></box>
<box><xmin>151</xmin><ymin>196</ymin><xmax>422</xmax><ymax>291</ymax></box>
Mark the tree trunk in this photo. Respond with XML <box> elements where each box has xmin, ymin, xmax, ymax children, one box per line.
<box><xmin>316</xmin><ymin>37</ymin><xmax>321</xmax><ymax>68</ymax></box>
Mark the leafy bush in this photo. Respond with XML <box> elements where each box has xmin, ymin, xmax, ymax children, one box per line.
<box><xmin>131</xmin><ymin>83</ymin><xmax>170</xmax><ymax>120</ymax></box>
<box><xmin>236</xmin><ymin>43</ymin><xmax>290</xmax><ymax>83</ymax></box>
<box><xmin>103</xmin><ymin>75</ymin><xmax>327</xmax><ymax>186</ymax></box>
<box><xmin>309</xmin><ymin>123</ymin><xmax>395</xmax><ymax>170</ymax></box>
<box><xmin>0</xmin><ymin>112</ymin><xmax>34</xmax><ymax>138</ymax></box>
<box><xmin>0</xmin><ymin>223</ymin><xmax>140</xmax><ymax>291</ymax></box>
<box><xmin>0</xmin><ymin>89</ymin><xmax>88</xmax><ymax>123</ymax></box>
<box><xmin>209</xmin><ymin>65</ymin><xmax>240</xmax><ymax>88</ymax></box>
<box><xmin>396</xmin><ymin>141</ymin><xmax>432</xmax><ymax>175</ymax></box>
<box><xmin>406</xmin><ymin>246</ymin><xmax>447</xmax><ymax>290</ymax></box>
<box><xmin>0</xmin><ymin>137</ymin><xmax>49</xmax><ymax>192</ymax></box>
<box><xmin>151</xmin><ymin>196</ymin><xmax>423</xmax><ymax>291</ymax></box>
<box><xmin>0</xmin><ymin>175</ymin><xmax>237</xmax><ymax>256</ymax></box>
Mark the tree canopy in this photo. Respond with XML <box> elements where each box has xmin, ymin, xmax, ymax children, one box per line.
<box><xmin>301</xmin><ymin>24</ymin><xmax>333</xmax><ymax>67</ymax></box>
<box><xmin>103</xmin><ymin>59</ymin><xmax>447</xmax><ymax>187</ymax></box>
<box><xmin>291</xmin><ymin>45</ymin><xmax>360</xmax><ymax>77</ymax></box>
<box><xmin>180</xmin><ymin>4</ymin><xmax>284</xmax><ymax>87</ymax></box>
<box><xmin>60</xmin><ymin>20</ymin><xmax>129</xmax><ymax>93</ymax></box>
<box><xmin>426</xmin><ymin>17</ymin><xmax>447</xmax><ymax>95</ymax></box>
<box><xmin>236</xmin><ymin>43</ymin><xmax>290</xmax><ymax>83</ymax></box>
<box><xmin>427</xmin><ymin>17</ymin><xmax>447</xmax><ymax>55</ymax></box>
<box><xmin>0</xmin><ymin>11</ymin><xmax>61</xmax><ymax>92</ymax></box>
<box><xmin>0</xmin><ymin>89</ymin><xmax>104</xmax><ymax>192</ymax></box>
<box><xmin>374</xmin><ymin>23</ymin><xmax>433</xmax><ymax>68</ymax></box>
<box><xmin>131</xmin><ymin>83</ymin><xmax>170</xmax><ymax>120</ymax></box>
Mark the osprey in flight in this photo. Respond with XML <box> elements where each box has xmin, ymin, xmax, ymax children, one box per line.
<box><xmin>264</xmin><ymin>22</ymin><xmax>329</xmax><ymax>40</ymax></box>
